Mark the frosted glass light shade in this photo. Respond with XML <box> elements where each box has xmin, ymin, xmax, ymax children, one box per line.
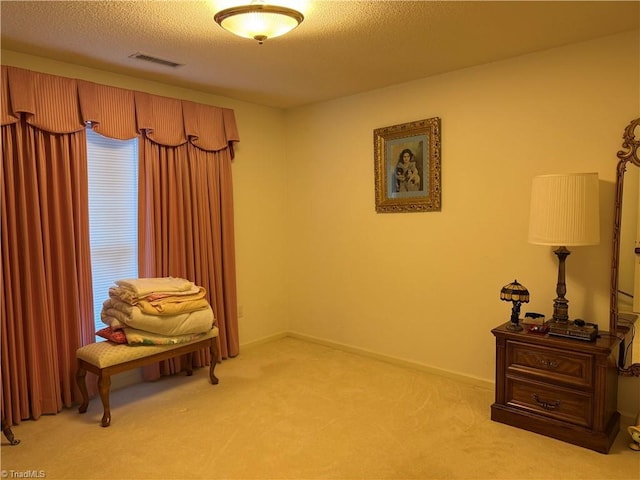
<box><xmin>214</xmin><ymin>4</ymin><xmax>304</xmax><ymax>43</ymax></box>
<box><xmin>528</xmin><ymin>172</ymin><xmax>600</xmax><ymax>246</ymax></box>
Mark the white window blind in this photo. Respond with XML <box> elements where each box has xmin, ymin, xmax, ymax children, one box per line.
<box><xmin>86</xmin><ymin>128</ymin><xmax>138</xmax><ymax>340</ymax></box>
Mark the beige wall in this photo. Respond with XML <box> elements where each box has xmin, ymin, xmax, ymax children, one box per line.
<box><xmin>283</xmin><ymin>31</ymin><xmax>639</xmax><ymax>415</ymax></box>
<box><xmin>2</xmin><ymin>29</ymin><xmax>639</xmax><ymax>416</ymax></box>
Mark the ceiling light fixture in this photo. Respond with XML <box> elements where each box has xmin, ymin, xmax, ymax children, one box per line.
<box><xmin>214</xmin><ymin>2</ymin><xmax>304</xmax><ymax>44</ymax></box>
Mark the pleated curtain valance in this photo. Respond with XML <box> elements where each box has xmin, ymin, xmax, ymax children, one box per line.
<box><xmin>1</xmin><ymin>65</ymin><xmax>240</xmax><ymax>152</ymax></box>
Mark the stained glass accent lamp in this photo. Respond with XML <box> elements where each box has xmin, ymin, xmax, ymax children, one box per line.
<box><xmin>500</xmin><ymin>280</ymin><xmax>530</xmax><ymax>331</ymax></box>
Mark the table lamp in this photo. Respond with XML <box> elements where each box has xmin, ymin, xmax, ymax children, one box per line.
<box><xmin>528</xmin><ymin>173</ymin><xmax>600</xmax><ymax>327</ymax></box>
<box><xmin>500</xmin><ymin>279</ymin><xmax>530</xmax><ymax>331</ymax></box>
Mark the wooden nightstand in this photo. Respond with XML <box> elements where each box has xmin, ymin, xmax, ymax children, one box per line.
<box><xmin>491</xmin><ymin>322</ymin><xmax>621</xmax><ymax>453</ymax></box>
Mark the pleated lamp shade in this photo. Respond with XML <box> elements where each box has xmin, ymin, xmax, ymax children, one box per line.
<box><xmin>528</xmin><ymin>173</ymin><xmax>600</xmax><ymax>246</ymax></box>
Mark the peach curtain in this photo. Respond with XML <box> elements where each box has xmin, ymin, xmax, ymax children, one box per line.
<box><xmin>1</xmin><ymin>66</ymin><xmax>240</xmax><ymax>424</ymax></box>
<box><xmin>136</xmin><ymin>94</ymin><xmax>240</xmax><ymax>375</ymax></box>
<box><xmin>1</xmin><ymin>67</ymin><xmax>95</xmax><ymax>424</ymax></box>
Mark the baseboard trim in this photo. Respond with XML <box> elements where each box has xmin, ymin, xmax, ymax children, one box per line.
<box><xmin>283</xmin><ymin>331</ymin><xmax>494</xmax><ymax>391</ymax></box>
<box><xmin>239</xmin><ymin>331</ymin><xmax>289</xmax><ymax>350</ymax></box>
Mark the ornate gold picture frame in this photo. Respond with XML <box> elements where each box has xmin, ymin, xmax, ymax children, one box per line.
<box><xmin>373</xmin><ymin>117</ymin><xmax>441</xmax><ymax>213</ymax></box>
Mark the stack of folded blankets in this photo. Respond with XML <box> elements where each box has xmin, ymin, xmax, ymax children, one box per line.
<box><xmin>98</xmin><ymin>277</ymin><xmax>215</xmax><ymax>346</ymax></box>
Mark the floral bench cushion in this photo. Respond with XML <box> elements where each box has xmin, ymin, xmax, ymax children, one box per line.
<box><xmin>76</xmin><ymin>326</ymin><xmax>219</xmax><ymax>368</ymax></box>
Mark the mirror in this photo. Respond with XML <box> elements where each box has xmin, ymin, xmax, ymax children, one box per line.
<box><xmin>611</xmin><ymin>117</ymin><xmax>640</xmax><ymax>376</ymax></box>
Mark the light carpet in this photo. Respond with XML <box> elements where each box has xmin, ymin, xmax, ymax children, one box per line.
<box><xmin>1</xmin><ymin>336</ymin><xmax>638</xmax><ymax>479</ymax></box>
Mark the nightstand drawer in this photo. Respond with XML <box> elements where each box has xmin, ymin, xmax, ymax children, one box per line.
<box><xmin>506</xmin><ymin>341</ymin><xmax>593</xmax><ymax>388</ymax></box>
<box><xmin>506</xmin><ymin>377</ymin><xmax>593</xmax><ymax>428</ymax></box>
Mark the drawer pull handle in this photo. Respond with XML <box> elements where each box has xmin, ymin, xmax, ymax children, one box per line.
<box><xmin>538</xmin><ymin>359</ymin><xmax>558</xmax><ymax>368</ymax></box>
<box><xmin>532</xmin><ymin>393</ymin><xmax>560</xmax><ymax>410</ymax></box>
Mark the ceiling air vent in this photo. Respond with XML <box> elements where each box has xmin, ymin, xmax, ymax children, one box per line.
<box><xmin>128</xmin><ymin>52</ymin><xmax>183</xmax><ymax>68</ymax></box>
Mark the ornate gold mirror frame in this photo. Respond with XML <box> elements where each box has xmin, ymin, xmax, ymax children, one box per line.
<box><xmin>610</xmin><ymin>117</ymin><xmax>640</xmax><ymax>377</ymax></box>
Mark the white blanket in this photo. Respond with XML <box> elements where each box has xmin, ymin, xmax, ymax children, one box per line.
<box><xmin>115</xmin><ymin>277</ymin><xmax>195</xmax><ymax>297</ymax></box>
<box><xmin>102</xmin><ymin>304</ymin><xmax>214</xmax><ymax>336</ymax></box>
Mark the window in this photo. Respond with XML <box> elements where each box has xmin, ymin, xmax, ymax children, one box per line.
<box><xmin>86</xmin><ymin>128</ymin><xmax>138</xmax><ymax>340</ymax></box>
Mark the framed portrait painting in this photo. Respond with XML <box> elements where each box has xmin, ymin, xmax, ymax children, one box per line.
<box><xmin>373</xmin><ymin>117</ymin><xmax>441</xmax><ymax>213</ymax></box>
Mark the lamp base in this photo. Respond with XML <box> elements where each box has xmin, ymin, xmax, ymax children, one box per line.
<box><xmin>551</xmin><ymin>246</ymin><xmax>571</xmax><ymax>323</ymax></box>
<box><xmin>506</xmin><ymin>301</ymin><xmax>524</xmax><ymax>331</ymax></box>
<box><xmin>506</xmin><ymin>322</ymin><xmax>523</xmax><ymax>332</ymax></box>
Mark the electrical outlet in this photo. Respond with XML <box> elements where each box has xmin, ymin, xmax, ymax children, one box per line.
<box><xmin>238</xmin><ymin>305</ymin><xmax>244</xmax><ymax>318</ymax></box>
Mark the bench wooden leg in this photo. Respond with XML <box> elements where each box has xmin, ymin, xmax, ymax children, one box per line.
<box><xmin>2</xmin><ymin>418</ymin><xmax>20</xmax><ymax>445</ymax></box>
<box><xmin>185</xmin><ymin>352</ymin><xmax>194</xmax><ymax>376</ymax></box>
<box><xmin>97</xmin><ymin>373</ymin><xmax>112</xmax><ymax>427</ymax></box>
<box><xmin>76</xmin><ymin>364</ymin><xmax>89</xmax><ymax>414</ymax></box>
<box><xmin>209</xmin><ymin>338</ymin><xmax>219</xmax><ymax>385</ymax></box>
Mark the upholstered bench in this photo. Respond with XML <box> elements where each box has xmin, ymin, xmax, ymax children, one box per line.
<box><xmin>76</xmin><ymin>327</ymin><xmax>219</xmax><ymax>427</ymax></box>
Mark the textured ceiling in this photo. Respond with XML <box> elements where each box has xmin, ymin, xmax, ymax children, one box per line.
<box><xmin>1</xmin><ymin>1</ymin><xmax>638</xmax><ymax>109</ymax></box>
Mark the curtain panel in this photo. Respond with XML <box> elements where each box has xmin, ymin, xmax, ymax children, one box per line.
<box><xmin>1</xmin><ymin>66</ymin><xmax>240</xmax><ymax>424</ymax></box>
